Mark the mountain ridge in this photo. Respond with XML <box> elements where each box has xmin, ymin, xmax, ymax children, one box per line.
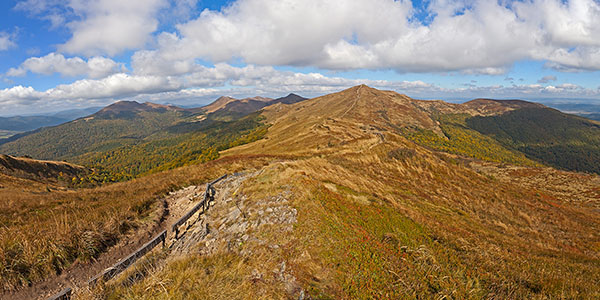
<box><xmin>2</xmin><ymin>85</ymin><xmax>599</xmax><ymax>299</ymax></box>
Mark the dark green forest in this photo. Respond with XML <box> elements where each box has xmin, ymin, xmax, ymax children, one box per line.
<box><xmin>465</xmin><ymin>108</ymin><xmax>600</xmax><ymax>174</ymax></box>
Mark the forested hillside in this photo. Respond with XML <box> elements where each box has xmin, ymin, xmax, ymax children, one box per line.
<box><xmin>0</xmin><ymin>98</ymin><xmax>286</xmax><ymax>178</ymax></box>
<box><xmin>465</xmin><ymin>107</ymin><xmax>600</xmax><ymax>173</ymax></box>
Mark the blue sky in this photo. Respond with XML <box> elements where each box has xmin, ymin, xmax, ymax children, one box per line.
<box><xmin>1</xmin><ymin>0</ymin><xmax>600</xmax><ymax>116</ymax></box>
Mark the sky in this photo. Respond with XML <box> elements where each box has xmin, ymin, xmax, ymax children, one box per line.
<box><xmin>1</xmin><ymin>0</ymin><xmax>600</xmax><ymax>116</ymax></box>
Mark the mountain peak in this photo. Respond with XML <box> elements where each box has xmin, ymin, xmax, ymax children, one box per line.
<box><xmin>94</xmin><ymin>101</ymin><xmax>184</xmax><ymax>119</ymax></box>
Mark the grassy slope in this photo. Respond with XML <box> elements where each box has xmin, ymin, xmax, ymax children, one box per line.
<box><xmin>101</xmin><ymin>86</ymin><xmax>600</xmax><ymax>299</ymax></box>
<box><xmin>0</xmin><ymin>154</ymin><xmax>279</xmax><ymax>292</ymax></box>
<box><xmin>103</xmin><ymin>145</ymin><xmax>600</xmax><ymax>299</ymax></box>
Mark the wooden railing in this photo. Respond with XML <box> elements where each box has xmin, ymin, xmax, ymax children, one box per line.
<box><xmin>87</xmin><ymin>230</ymin><xmax>166</xmax><ymax>287</ymax></box>
<box><xmin>47</xmin><ymin>287</ymin><xmax>72</xmax><ymax>300</ymax></box>
<box><xmin>47</xmin><ymin>174</ymin><xmax>227</xmax><ymax>300</ymax></box>
<box><xmin>171</xmin><ymin>174</ymin><xmax>227</xmax><ymax>238</ymax></box>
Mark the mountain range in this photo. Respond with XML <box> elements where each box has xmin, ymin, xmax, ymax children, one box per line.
<box><xmin>0</xmin><ymin>93</ymin><xmax>305</xmax><ymax>178</ymax></box>
<box><xmin>1</xmin><ymin>86</ymin><xmax>599</xmax><ymax>299</ymax></box>
<box><xmin>0</xmin><ymin>107</ymin><xmax>102</xmax><ymax>138</ymax></box>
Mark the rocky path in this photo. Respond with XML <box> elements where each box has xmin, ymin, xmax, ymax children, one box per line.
<box><xmin>169</xmin><ymin>171</ymin><xmax>297</xmax><ymax>257</ymax></box>
<box><xmin>96</xmin><ymin>171</ymin><xmax>304</xmax><ymax>299</ymax></box>
<box><xmin>9</xmin><ymin>170</ymin><xmax>304</xmax><ymax>299</ymax></box>
<box><xmin>157</xmin><ymin>171</ymin><xmax>304</xmax><ymax>298</ymax></box>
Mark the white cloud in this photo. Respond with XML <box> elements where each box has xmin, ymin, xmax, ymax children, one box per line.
<box><xmin>48</xmin><ymin>73</ymin><xmax>182</xmax><ymax>100</ymax></box>
<box><xmin>15</xmin><ymin>0</ymin><xmax>168</xmax><ymax>56</ymax></box>
<box><xmin>0</xmin><ymin>86</ymin><xmax>44</xmax><ymax>105</ymax></box>
<box><xmin>59</xmin><ymin>0</ymin><xmax>167</xmax><ymax>56</ymax></box>
<box><xmin>0</xmin><ymin>32</ymin><xmax>16</xmax><ymax>51</ymax></box>
<box><xmin>129</xmin><ymin>0</ymin><xmax>600</xmax><ymax>75</ymax></box>
<box><xmin>6</xmin><ymin>53</ymin><xmax>125</xmax><ymax>78</ymax></box>
<box><xmin>3</xmin><ymin>63</ymin><xmax>600</xmax><ymax>116</ymax></box>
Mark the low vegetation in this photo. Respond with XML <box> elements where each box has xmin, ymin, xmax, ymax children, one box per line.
<box><xmin>0</xmin><ymin>155</ymin><xmax>277</xmax><ymax>292</ymax></box>
<box><xmin>3</xmin><ymin>86</ymin><xmax>599</xmax><ymax>298</ymax></box>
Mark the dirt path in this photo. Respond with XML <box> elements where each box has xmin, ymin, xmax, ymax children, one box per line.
<box><xmin>2</xmin><ymin>184</ymin><xmax>208</xmax><ymax>300</ymax></box>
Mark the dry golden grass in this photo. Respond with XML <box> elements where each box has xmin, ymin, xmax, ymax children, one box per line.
<box><xmin>99</xmin><ymin>142</ymin><xmax>600</xmax><ymax>298</ymax></box>
<box><xmin>8</xmin><ymin>86</ymin><xmax>600</xmax><ymax>299</ymax></box>
<box><xmin>212</xmin><ymin>86</ymin><xmax>600</xmax><ymax>298</ymax></box>
<box><xmin>0</xmin><ymin>154</ymin><xmax>281</xmax><ymax>292</ymax></box>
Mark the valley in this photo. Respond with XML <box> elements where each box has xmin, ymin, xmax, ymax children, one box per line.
<box><xmin>1</xmin><ymin>86</ymin><xmax>599</xmax><ymax>299</ymax></box>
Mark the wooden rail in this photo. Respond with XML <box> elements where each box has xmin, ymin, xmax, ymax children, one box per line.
<box><xmin>47</xmin><ymin>287</ymin><xmax>72</xmax><ymax>300</ymax></box>
<box><xmin>47</xmin><ymin>174</ymin><xmax>227</xmax><ymax>299</ymax></box>
<box><xmin>88</xmin><ymin>230</ymin><xmax>167</xmax><ymax>287</ymax></box>
<box><xmin>171</xmin><ymin>174</ymin><xmax>227</xmax><ymax>238</ymax></box>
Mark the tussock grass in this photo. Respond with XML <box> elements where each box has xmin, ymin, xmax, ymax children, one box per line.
<box><xmin>0</xmin><ymin>155</ymin><xmax>280</xmax><ymax>292</ymax></box>
<box><xmin>13</xmin><ymin>86</ymin><xmax>600</xmax><ymax>298</ymax></box>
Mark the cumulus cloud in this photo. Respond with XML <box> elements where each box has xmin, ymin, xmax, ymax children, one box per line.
<box><xmin>6</xmin><ymin>53</ymin><xmax>125</xmax><ymax>78</ymax></box>
<box><xmin>0</xmin><ymin>73</ymin><xmax>183</xmax><ymax>114</ymax></box>
<box><xmin>0</xmin><ymin>31</ymin><xmax>16</xmax><ymax>51</ymax></box>
<box><xmin>15</xmin><ymin>0</ymin><xmax>168</xmax><ymax>56</ymax></box>
<box><xmin>60</xmin><ymin>0</ymin><xmax>167</xmax><ymax>56</ymax></box>
<box><xmin>3</xmin><ymin>63</ymin><xmax>600</xmax><ymax>116</ymax></box>
<box><xmin>127</xmin><ymin>0</ymin><xmax>600</xmax><ymax>75</ymax></box>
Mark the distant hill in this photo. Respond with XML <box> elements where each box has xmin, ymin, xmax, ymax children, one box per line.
<box><xmin>94</xmin><ymin>101</ymin><xmax>186</xmax><ymax>119</ymax></box>
<box><xmin>583</xmin><ymin>113</ymin><xmax>600</xmax><ymax>121</ymax></box>
<box><xmin>198</xmin><ymin>96</ymin><xmax>272</xmax><ymax>114</ymax></box>
<box><xmin>465</xmin><ymin>106</ymin><xmax>600</xmax><ymax>173</ymax></box>
<box><xmin>0</xmin><ymin>95</ymin><xmax>286</xmax><ymax>177</ymax></box>
<box><xmin>0</xmin><ymin>101</ymin><xmax>192</xmax><ymax>162</ymax></box>
<box><xmin>0</xmin><ymin>115</ymin><xmax>67</xmax><ymax>132</ymax></box>
<box><xmin>543</xmin><ymin>102</ymin><xmax>600</xmax><ymax>121</ymax></box>
<box><xmin>48</xmin><ymin>106</ymin><xmax>102</xmax><ymax>120</ymax></box>
<box><xmin>0</xmin><ymin>107</ymin><xmax>101</xmax><ymax>137</ymax></box>
<box><xmin>0</xmin><ymin>154</ymin><xmax>86</xmax><ymax>182</ymax></box>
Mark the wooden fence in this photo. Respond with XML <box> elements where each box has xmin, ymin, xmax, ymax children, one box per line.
<box><xmin>47</xmin><ymin>287</ymin><xmax>72</xmax><ymax>300</ymax></box>
<box><xmin>87</xmin><ymin>230</ymin><xmax>166</xmax><ymax>287</ymax></box>
<box><xmin>47</xmin><ymin>174</ymin><xmax>227</xmax><ymax>300</ymax></box>
<box><xmin>171</xmin><ymin>174</ymin><xmax>227</xmax><ymax>238</ymax></box>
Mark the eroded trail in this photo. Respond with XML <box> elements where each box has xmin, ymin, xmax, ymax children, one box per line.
<box><xmin>2</xmin><ymin>183</ymin><xmax>209</xmax><ymax>300</ymax></box>
<box><xmin>169</xmin><ymin>171</ymin><xmax>296</xmax><ymax>257</ymax></box>
<box><xmin>92</xmin><ymin>170</ymin><xmax>305</xmax><ymax>299</ymax></box>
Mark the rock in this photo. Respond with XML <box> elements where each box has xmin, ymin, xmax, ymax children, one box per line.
<box><xmin>250</xmin><ymin>269</ymin><xmax>262</xmax><ymax>283</ymax></box>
